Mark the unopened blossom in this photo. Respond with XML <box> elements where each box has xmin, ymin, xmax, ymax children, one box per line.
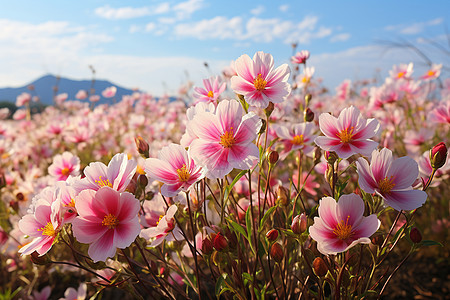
<box><xmin>144</xmin><ymin>144</ymin><xmax>205</xmax><ymax>197</ymax></box>
<box><xmin>193</xmin><ymin>76</ymin><xmax>226</xmax><ymax>104</ymax></box>
<box><xmin>389</xmin><ymin>63</ymin><xmax>414</xmax><ymax>80</ymax></box>
<box><xmin>231</xmin><ymin>51</ymin><xmax>291</xmax><ymax>108</ymax></box>
<box><xmin>356</xmin><ymin>148</ymin><xmax>428</xmax><ymax>211</ymax></box>
<box><xmin>189</xmin><ymin>99</ymin><xmax>261</xmax><ymax>179</ymax></box>
<box><xmin>275</xmin><ymin>122</ymin><xmax>317</xmax><ymax>159</ymax></box>
<box><xmin>73</xmin><ymin>153</ymin><xmax>137</xmax><ymax>193</ymax></box>
<box><xmin>72</xmin><ymin>187</ymin><xmax>141</xmax><ymax>262</ymax></box>
<box><xmin>421</xmin><ymin>63</ymin><xmax>442</xmax><ymax>81</ymax></box>
<box><xmin>140</xmin><ymin>205</ymin><xmax>183</xmax><ymax>247</ymax></box>
<box><xmin>102</xmin><ymin>86</ymin><xmax>117</xmax><ymax>98</ymax></box>
<box><xmin>315</xmin><ymin>106</ymin><xmax>380</xmax><ymax>159</ymax></box>
<box><xmin>418</xmin><ymin>149</ymin><xmax>450</xmax><ymax>180</ymax></box>
<box><xmin>291</xmin><ymin>50</ymin><xmax>310</xmax><ymax>64</ymax></box>
<box><xmin>18</xmin><ymin>198</ymin><xmax>62</xmax><ymax>256</ymax></box>
<box><xmin>309</xmin><ymin>194</ymin><xmax>380</xmax><ymax>255</ymax></box>
<box><xmin>48</xmin><ymin>152</ymin><xmax>80</xmax><ymax>181</ymax></box>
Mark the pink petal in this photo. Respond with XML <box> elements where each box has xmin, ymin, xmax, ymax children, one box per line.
<box><xmin>371</xmin><ymin>148</ymin><xmax>393</xmax><ymax>183</ymax></box>
<box><xmin>88</xmin><ymin>229</ymin><xmax>116</xmax><ymax>262</ymax></box>
<box><xmin>145</xmin><ymin>158</ymin><xmax>179</xmax><ymax>184</ymax></box>
<box><xmin>234</xmin><ymin>54</ymin><xmax>255</xmax><ymax>82</ymax></box>
<box><xmin>336</xmin><ymin>194</ymin><xmax>364</xmax><ymax>226</ymax></box>
<box><xmin>114</xmin><ymin>219</ymin><xmax>141</xmax><ymax>248</ymax></box>
<box><xmin>318</xmin><ymin>113</ymin><xmax>340</xmax><ymax>137</ymax></box>
<box><xmin>383</xmin><ymin>189</ymin><xmax>427</xmax><ymax>211</ymax></box>
<box><xmin>356</xmin><ymin>158</ymin><xmax>377</xmax><ymax>193</ymax></box>
<box><xmin>317</xmin><ymin>197</ymin><xmax>338</xmax><ymax>229</ymax></box>
<box><xmin>388</xmin><ymin>156</ymin><xmax>419</xmax><ymax>189</ymax></box>
<box><xmin>72</xmin><ymin>217</ymin><xmax>108</xmax><ymax>244</ymax></box>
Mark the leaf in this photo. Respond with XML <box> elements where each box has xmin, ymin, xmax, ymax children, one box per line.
<box><xmin>420</xmin><ymin>240</ymin><xmax>443</xmax><ymax>247</ymax></box>
<box><xmin>215</xmin><ymin>274</ymin><xmax>225</xmax><ymax>297</ymax></box>
<box><xmin>228</xmin><ymin>219</ymin><xmax>249</xmax><ymax>241</ymax></box>
<box><xmin>224</xmin><ymin>170</ymin><xmax>247</xmax><ymax>200</ymax></box>
<box><xmin>259</xmin><ymin>205</ymin><xmax>277</xmax><ymax>228</ymax></box>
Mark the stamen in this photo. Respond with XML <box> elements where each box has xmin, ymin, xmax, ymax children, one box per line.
<box><xmin>102</xmin><ymin>213</ymin><xmax>119</xmax><ymax>229</ymax></box>
<box><xmin>176</xmin><ymin>165</ymin><xmax>190</xmax><ymax>182</ymax></box>
<box><xmin>38</xmin><ymin>222</ymin><xmax>56</xmax><ymax>237</ymax></box>
<box><xmin>95</xmin><ymin>176</ymin><xmax>113</xmax><ymax>188</ymax></box>
<box><xmin>291</xmin><ymin>134</ymin><xmax>304</xmax><ymax>145</ymax></box>
<box><xmin>220</xmin><ymin>129</ymin><xmax>236</xmax><ymax>148</ymax></box>
<box><xmin>207</xmin><ymin>90</ymin><xmax>214</xmax><ymax>98</ymax></box>
<box><xmin>337</xmin><ymin>127</ymin><xmax>354</xmax><ymax>143</ymax></box>
<box><xmin>378</xmin><ymin>176</ymin><xmax>396</xmax><ymax>194</ymax></box>
<box><xmin>61</xmin><ymin>167</ymin><xmax>71</xmax><ymax>176</ymax></box>
<box><xmin>253</xmin><ymin>74</ymin><xmax>267</xmax><ymax>91</ymax></box>
<box><xmin>333</xmin><ymin>216</ymin><xmax>353</xmax><ymax>240</ymax></box>
<box><xmin>397</xmin><ymin>71</ymin><xmax>405</xmax><ymax>78</ymax></box>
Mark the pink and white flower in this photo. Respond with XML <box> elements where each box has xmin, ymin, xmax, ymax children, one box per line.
<box><xmin>231</xmin><ymin>51</ymin><xmax>291</xmax><ymax>108</ymax></box>
<box><xmin>189</xmin><ymin>99</ymin><xmax>261</xmax><ymax>179</ymax></box>
<box><xmin>73</xmin><ymin>153</ymin><xmax>137</xmax><ymax>193</ymax></box>
<box><xmin>291</xmin><ymin>50</ymin><xmax>310</xmax><ymax>64</ymax></box>
<box><xmin>140</xmin><ymin>205</ymin><xmax>183</xmax><ymax>247</ymax></box>
<box><xmin>428</xmin><ymin>100</ymin><xmax>450</xmax><ymax>124</ymax></box>
<box><xmin>275</xmin><ymin>122</ymin><xmax>317</xmax><ymax>159</ymax></box>
<box><xmin>389</xmin><ymin>63</ymin><xmax>414</xmax><ymax>80</ymax></box>
<box><xmin>144</xmin><ymin>144</ymin><xmax>205</xmax><ymax>197</ymax></box>
<box><xmin>16</xmin><ymin>92</ymin><xmax>31</xmax><ymax>107</ymax></box>
<box><xmin>59</xmin><ymin>283</ymin><xmax>87</xmax><ymax>300</ymax></box>
<box><xmin>193</xmin><ymin>76</ymin><xmax>226</xmax><ymax>104</ymax></box>
<box><xmin>309</xmin><ymin>193</ymin><xmax>380</xmax><ymax>255</ymax></box>
<box><xmin>102</xmin><ymin>86</ymin><xmax>117</xmax><ymax>98</ymax></box>
<box><xmin>421</xmin><ymin>63</ymin><xmax>442</xmax><ymax>81</ymax></box>
<box><xmin>180</xmin><ymin>102</ymin><xmax>216</xmax><ymax>148</ymax></box>
<box><xmin>356</xmin><ymin>148</ymin><xmax>428</xmax><ymax>211</ymax></box>
<box><xmin>315</xmin><ymin>106</ymin><xmax>380</xmax><ymax>159</ymax></box>
<box><xmin>48</xmin><ymin>152</ymin><xmax>80</xmax><ymax>181</ymax></box>
<box><xmin>72</xmin><ymin>187</ymin><xmax>141</xmax><ymax>262</ymax></box>
<box><xmin>76</xmin><ymin>89</ymin><xmax>88</xmax><ymax>100</ymax></box>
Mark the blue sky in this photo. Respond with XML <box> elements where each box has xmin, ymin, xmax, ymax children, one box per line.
<box><xmin>0</xmin><ymin>0</ymin><xmax>448</xmax><ymax>96</ymax></box>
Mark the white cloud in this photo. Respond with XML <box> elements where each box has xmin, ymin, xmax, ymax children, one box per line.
<box><xmin>173</xmin><ymin>0</ymin><xmax>205</xmax><ymax>20</ymax></box>
<box><xmin>250</xmin><ymin>5</ymin><xmax>265</xmax><ymax>16</ymax></box>
<box><xmin>145</xmin><ymin>23</ymin><xmax>156</xmax><ymax>32</ymax></box>
<box><xmin>279</xmin><ymin>4</ymin><xmax>289</xmax><ymax>12</ymax></box>
<box><xmin>174</xmin><ymin>15</ymin><xmax>332</xmax><ymax>44</ymax></box>
<box><xmin>129</xmin><ymin>25</ymin><xmax>141</xmax><ymax>34</ymax></box>
<box><xmin>385</xmin><ymin>18</ymin><xmax>444</xmax><ymax>35</ymax></box>
<box><xmin>330</xmin><ymin>33</ymin><xmax>351</xmax><ymax>43</ymax></box>
<box><xmin>94</xmin><ymin>5</ymin><xmax>152</xmax><ymax>20</ymax></box>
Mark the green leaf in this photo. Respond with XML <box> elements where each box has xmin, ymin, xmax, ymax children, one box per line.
<box><xmin>215</xmin><ymin>274</ymin><xmax>225</xmax><ymax>297</ymax></box>
<box><xmin>420</xmin><ymin>240</ymin><xmax>443</xmax><ymax>247</ymax></box>
<box><xmin>228</xmin><ymin>219</ymin><xmax>249</xmax><ymax>241</ymax></box>
<box><xmin>224</xmin><ymin>170</ymin><xmax>247</xmax><ymax>200</ymax></box>
<box><xmin>259</xmin><ymin>205</ymin><xmax>277</xmax><ymax>228</ymax></box>
<box><xmin>245</xmin><ymin>207</ymin><xmax>256</xmax><ymax>254</ymax></box>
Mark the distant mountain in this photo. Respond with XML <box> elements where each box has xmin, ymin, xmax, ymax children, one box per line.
<box><xmin>0</xmin><ymin>74</ymin><xmax>136</xmax><ymax>106</ymax></box>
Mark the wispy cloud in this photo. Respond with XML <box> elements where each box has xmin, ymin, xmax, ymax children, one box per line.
<box><xmin>330</xmin><ymin>33</ymin><xmax>351</xmax><ymax>43</ymax></box>
<box><xmin>385</xmin><ymin>18</ymin><xmax>444</xmax><ymax>35</ymax></box>
<box><xmin>94</xmin><ymin>5</ymin><xmax>154</xmax><ymax>20</ymax></box>
<box><xmin>173</xmin><ymin>15</ymin><xmax>332</xmax><ymax>44</ymax></box>
<box><xmin>279</xmin><ymin>4</ymin><xmax>289</xmax><ymax>12</ymax></box>
<box><xmin>250</xmin><ymin>5</ymin><xmax>265</xmax><ymax>16</ymax></box>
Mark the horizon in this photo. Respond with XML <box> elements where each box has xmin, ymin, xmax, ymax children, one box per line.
<box><xmin>0</xmin><ymin>0</ymin><xmax>449</xmax><ymax>96</ymax></box>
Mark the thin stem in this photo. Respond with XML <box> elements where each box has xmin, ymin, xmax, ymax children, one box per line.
<box><xmin>377</xmin><ymin>250</ymin><xmax>413</xmax><ymax>298</ymax></box>
<box><xmin>422</xmin><ymin>168</ymin><xmax>437</xmax><ymax>191</ymax></box>
<box><xmin>121</xmin><ymin>249</ymin><xmax>153</xmax><ymax>296</ymax></box>
<box><xmin>267</xmin><ymin>245</ymin><xmax>281</xmax><ymax>299</ymax></box>
<box><xmin>380</xmin><ymin>210</ymin><xmax>403</xmax><ymax>250</ymax></box>
<box><xmin>185</xmin><ymin>192</ymin><xmax>202</xmax><ymax>300</ymax></box>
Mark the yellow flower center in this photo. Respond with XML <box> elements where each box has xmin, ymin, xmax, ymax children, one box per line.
<box><xmin>207</xmin><ymin>90</ymin><xmax>214</xmax><ymax>98</ymax></box>
<box><xmin>427</xmin><ymin>70</ymin><xmax>436</xmax><ymax>77</ymax></box>
<box><xmin>378</xmin><ymin>176</ymin><xmax>396</xmax><ymax>194</ymax></box>
<box><xmin>156</xmin><ymin>214</ymin><xmax>164</xmax><ymax>226</ymax></box>
<box><xmin>397</xmin><ymin>71</ymin><xmax>405</xmax><ymax>78</ymax></box>
<box><xmin>337</xmin><ymin>127</ymin><xmax>354</xmax><ymax>143</ymax></box>
<box><xmin>333</xmin><ymin>216</ymin><xmax>353</xmax><ymax>240</ymax></box>
<box><xmin>292</xmin><ymin>134</ymin><xmax>304</xmax><ymax>145</ymax></box>
<box><xmin>61</xmin><ymin>167</ymin><xmax>71</xmax><ymax>176</ymax></box>
<box><xmin>136</xmin><ymin>165</ymin><xmax>145</xmax><ymax>175</ymax></box>
<box><xmin>102</xmin><ymin>213</ymin><xmax>119</xmax><ymax>229</ymax></box>
<box><xmin>38</xmin><ymin>222</ymin><xmax>56</xmax><ymax>237</ymax></box>
<box><xmin>176</xmin><ymin>164</ymin><xmax>190</xmax><ymax>182</ymax></box>
<box><xmin>301</xmin><ymin>76</ymin><xmax>310</xmax><ymax>83</ymax></box>
<box><xmin>253</xmin><ymin>74</ymin><xmax>267</xmax><ymax>91</ymax></box>
<box><xmin>95</xmin><ymin>176</ymin><xmax>112</xmax><ymax>188</ymax></box>
<box><xmin>220</xmin><ymin>129</ymin><xmax>236</xmax><ymax>148</ymax></box>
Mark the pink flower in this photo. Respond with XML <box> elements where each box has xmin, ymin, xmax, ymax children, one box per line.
<box><xmin>275</xmin><ymin>122</ymin><xmax>317</xmax><ymax>159</ymax></box>
<box><xmin>421</xmin><ymin>63</ymin><xmax>442</xmax><ymax>81</ymax></box>
<box><xmin>16</xmin><ymin>92</ymin><xmax>31</xmax><ymax>107</ymax></box>
<box><xmin>356</xmin><ymin>148</ymin><xmax>428</xmax><ymax>211</ymax></box>
<box><xmin>73</xmin><ymin>153</ymin><xmax>137</xmax><ymax>193</ymax></box>
<box><xmin>89</xmin><ymin>95</ymin><xmax>100</xmax><ymax>102</ymax></box>
<box><xmin>189</xmin><ymin>99</ymin><xmax>261</xmax><ymax>179</ymax></box>
<box><xmin>32</xmin><ymin>286</ymin><xmax>52</xmax><ymax>300</ymax></box>
<box><xmin>140</xmin><ymin>205</ymin><xmax>183</xmax><ymax>247</ymax></box>
<box><xmin>297</xmin><ymin>66</ymin><xmax>315</xmax><ymax>86</ymax></box>
<box><xmin>76</xmin><ymin>89</ymin><xmax>88</xmax><ymax>100</ymax></box>
<box><xmin>291</xmin><ymin>50</ymin><xmax>310</xmax><ymax>64</ymax></box>
<box><xmin>72</xmin><ymin>187</ymin><xmax>141</xmax><ymax>262</ymax></box>
<box><xmin>18</xmin><ymin>198</ymin><xmax>62</xmax><ymax>256</ymax></box>
<box><xmin>55</xmin><ymin>93</ymin><xmax>68</xmax><ymax>106</ymax></box>
<box><xmin>48</xmin><ymin>152</ymin><xmax>80</xmax><ymax>181</ymax></box>
<box><xmin>231</xmin><ymin>51</ymin><xmax>291</xmax><ymax>108</ymax></box>
<box><xmin>144</xmin><ymin>144</ymin><xmax>205</xmax><ymax>197</ymax></box>
<box><xmin>389</xmin><ymin>63</ymin><xmax>413</xmax><ymax>80</ymax></box>
<box><xmin>315</xmin><ymin>106</ymin><xmax>380</xmax><ymax>159</ymax></box>
<box><xmin>102</xmin><ymin>86</ymin><xmax>117</xmax><ymax>98</ymax></box>
<box><xmin>193</xmin><ymin>76</ymin><xmax>226</xmax><ymax>104</ymax></box>
<box><xmin>309</xmin><ymin>194</ymin><xmax>380</xmax><ymax>255</ymax></box>
<box><xmin>428</xmin><ymin>100</ymin><xmax>450</xmax><ymax>124</ymax></box>
<box><xmin>59</xmin><ymin>283</ymin><xmax>86</xmax><ymax>300</ymax></box>
<box><xmin>180</xmin><ymin>102</ymin><xmax>216</xmax><ymax>148</ymax></box>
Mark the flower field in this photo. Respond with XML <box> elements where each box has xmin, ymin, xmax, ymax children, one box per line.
<box><xmin>0</xmin><ymin>50</ymin><xmax>449</xmax><ymax>299</ymax></box>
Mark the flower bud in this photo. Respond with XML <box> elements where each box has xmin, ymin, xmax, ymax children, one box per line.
<box><xmin>259</xmin><ymin>119</ymin><xmax>267</xmax><ymax>134</ymax></box>
<box><xmin>264</xmin><ymin>101</ymin><xmax>275</xmax><ymax>117</ymax></box>
<box><xmin>312</xmin><ymin>257</ymin><xmax>328</xmax><ymax>277</ymax></box>
<box><xmin>267</xmin><ymin>150</ymin><xmax>279</xmax><ymax>165</ymax></box>
<box><xmin>213</xmin><ymin>233</ymin><xmax>228</xmax><ymax>251</ymax></box>
<box><xmin>409</xmin><ymin>227</ymin><xmax>422</xmax><ymax>244</ymax></box>
<box><xmin>371</xmin><ymin>234</ymin><xmax>384</xmax><ymax>247</ymax></box>
<box><xmin>201</xmin><ymin>237</ymin><xmax>214</xmax><ymax>255</ymax></box>
<box><xmin>313</xmin><ymin>147</ymin><xmax>322</xmax><ymax>165</ymax></box>
<box><xmin>135</xmin><ymin>136</ymin><xmax>150</xmax><ymax>158</ymax></box>
<box><xmin>291</xmin><ymin>213</ymin><xmax>307</xmax><ymax>234</ymax></box>
<box><xmin>430</xmin><ymin>142</ymin><xmax>447</xmax><ymax>170</ymax></box>
<box><xmin>138</xmin><ymin>174</ymin><xmax>148</xmax><ymax>188</ymax></box>
<box><xmin>305</xmin><ymin>94</ymin><xmax>312</xmax><ymax>106</ymax></box>
<box><xmin>276</xmin><ymin>186</ymin><xmax>290</xmax><ymax>206</ymax></box>
<box><xmin>325</xmin><ymin>151</ymin><xmax>338</xmax><ymax>165</ymax></box>
<box><xmin>270</xmin><ymin>243</ymin><xmax>284</xmax><ymax>263</ymax></box>
<box><xmin>304</xmin><ymin>108</ymin><xmax>314</xmax><ymax>122</ymax></box>
<box><xmin>30</xmin><ymin>251</ymin><xmax>50</xmax><ymax>265</ymax></box>
<box><xmin>266</xmin><ymin>229</ymin><xmax>279</xmax><ymax>242</ymax></box>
